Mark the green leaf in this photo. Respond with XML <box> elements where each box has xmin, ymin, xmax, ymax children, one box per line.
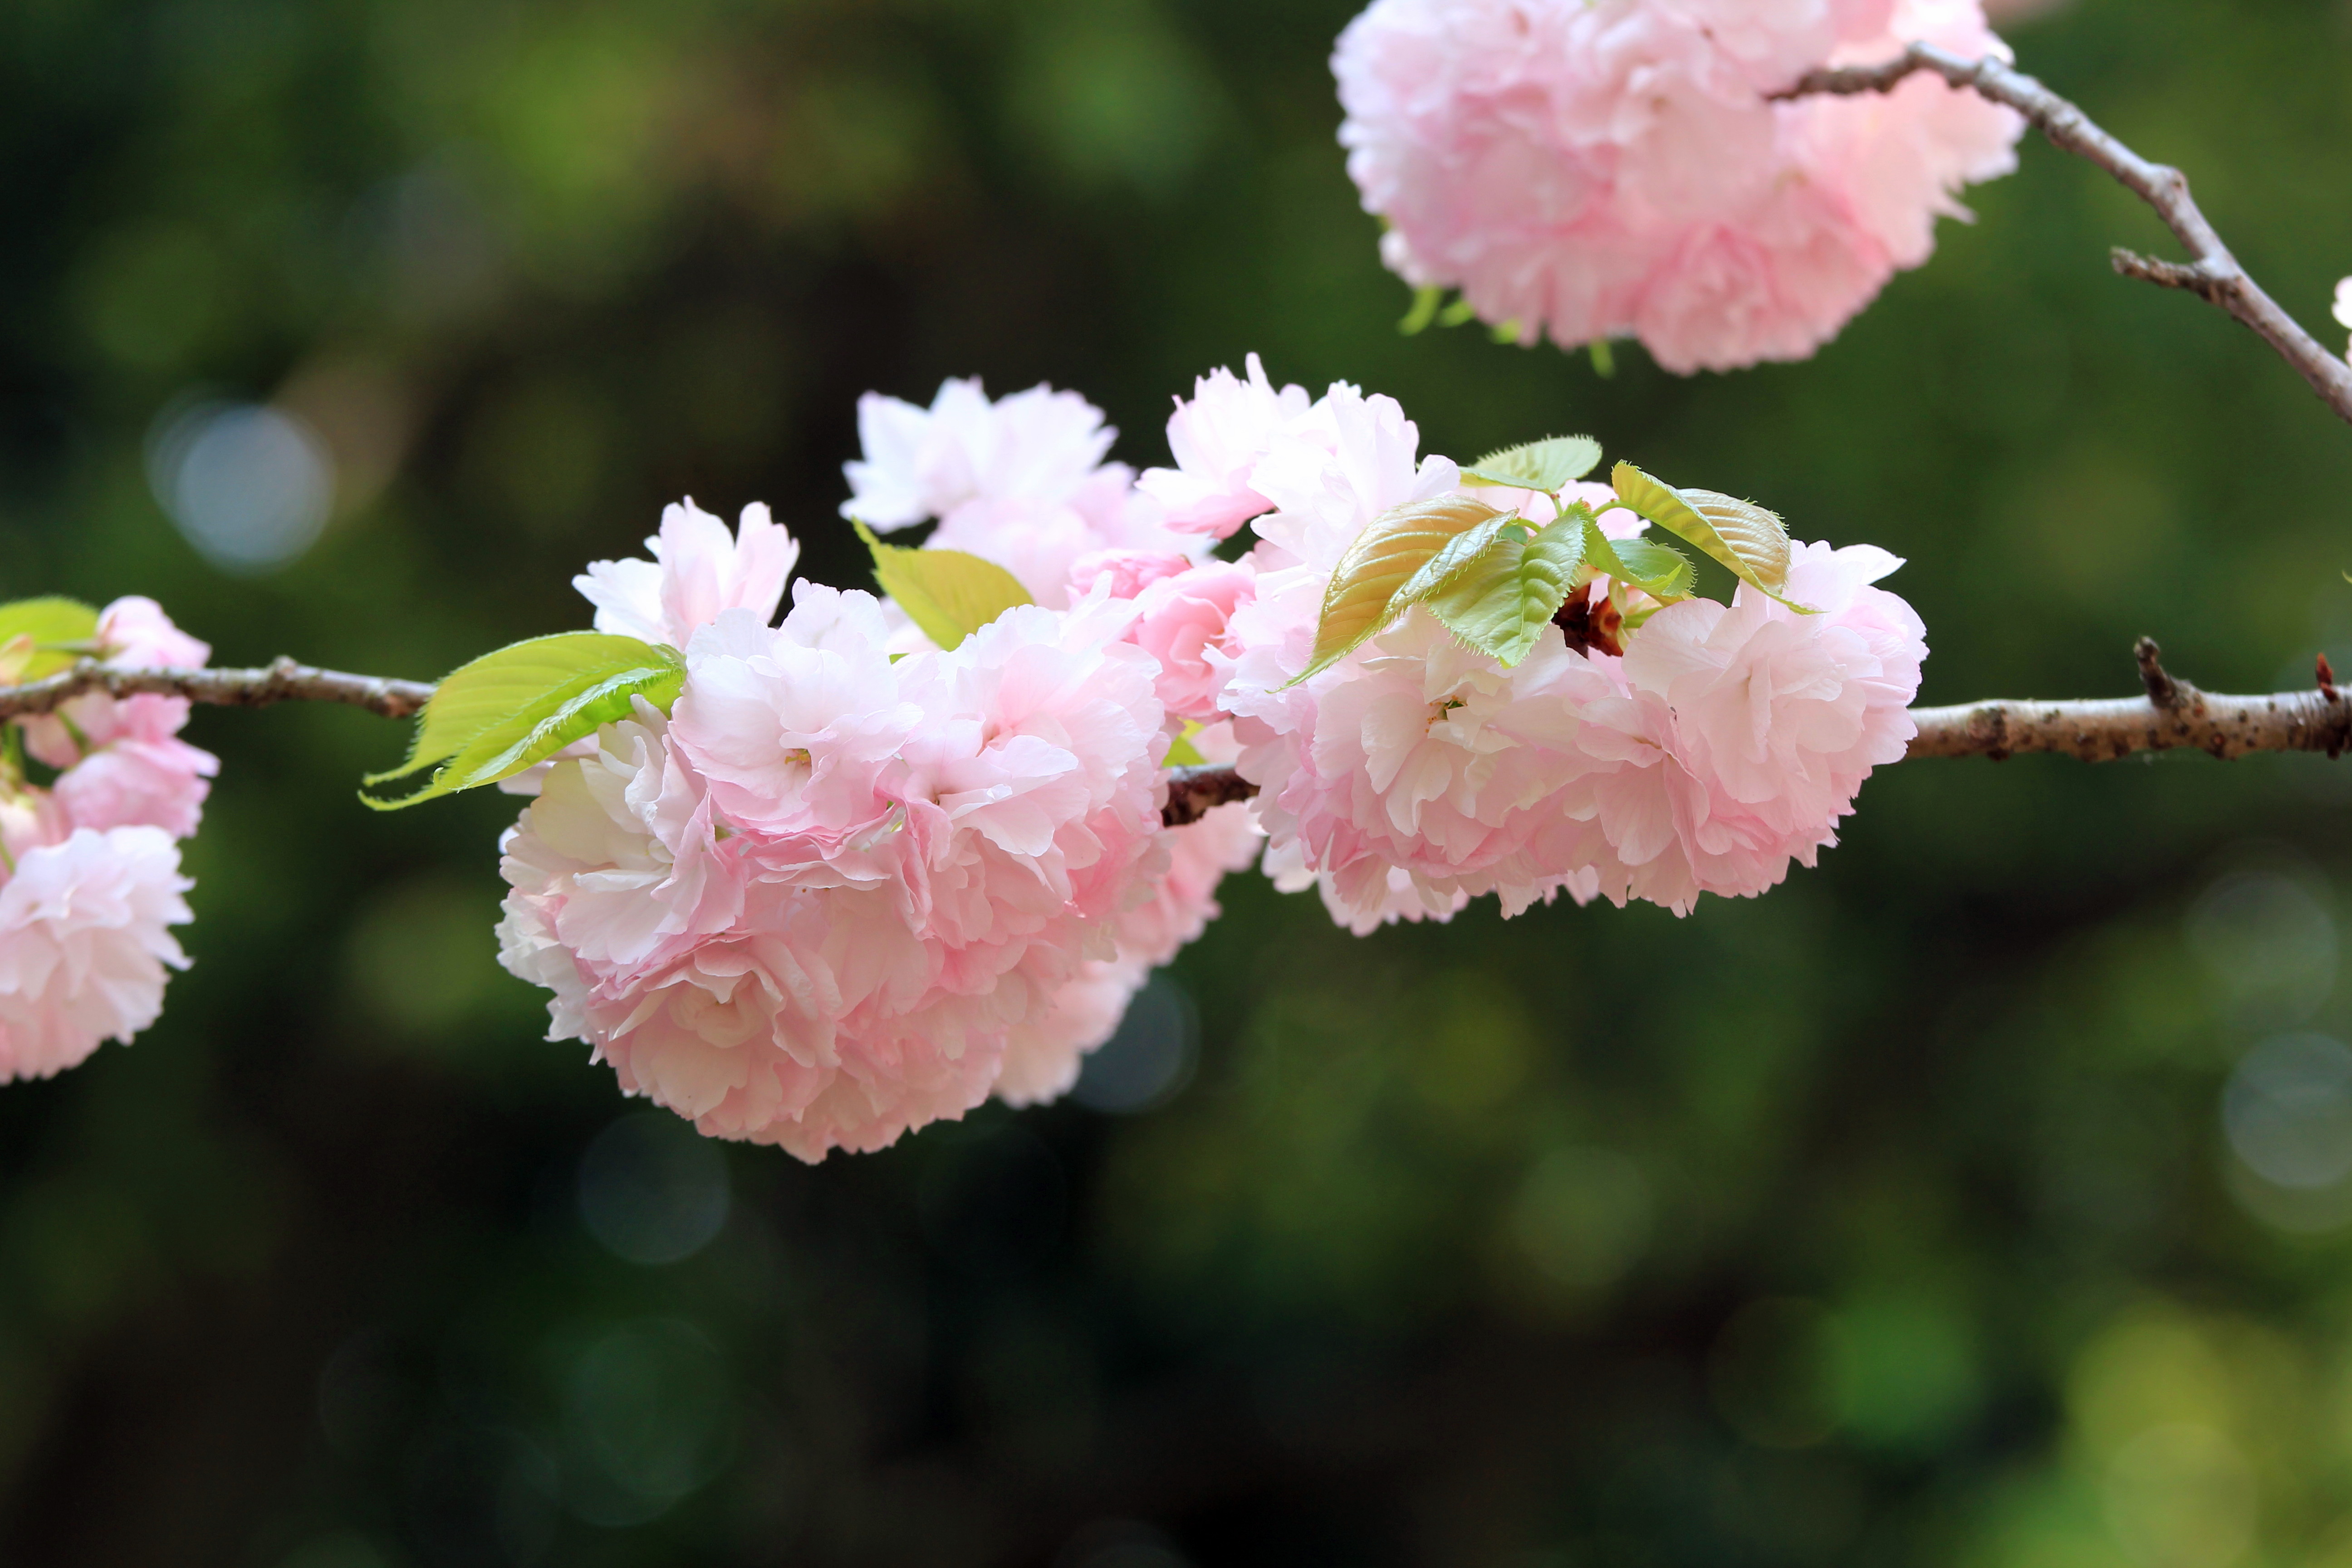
<box><xmin>1164</xmin><ymin>720</ymin><xmax>1208</xmax><ymax>768</ymax></box>
<box><xmin>1395</xmin><ymin>514</ymin><xmax>1523</xmax><ymax>604</ymax></box>
<box><xmin>0</xmin><ymin>598</ymin><xmax>101</xmax><ymax>682</ymax></box>
<box><xmin>1399</xmin><ymin>285</ymin><xmax>1442</xmax><ymax>335</ymax></box>
<box><xmin>1460</xmin><ymin>436</ymin><xmax>1603</xmax><ymax>493</ymax></box>
<box><xmin>1588</xmin><ymin>339</ymin><xmax>1617</xmax><ymax>379</ymax></box>
<box><xmin>1587</xmin><ymin>533</ymin><xmax>1696</xmax><ymax>603</ymax></box>
<box><xmin>854</xmin><ymin>520</ymin><xmax>1032</xmax><ymax>649</ymax></box>
<box><xmin>1425</xmin><ymin>515</ymin><xmax>1587</xmax><ymax>666</ymax></box>
<box><xmin>361</xmin><ymin>633</ymin><xmax>685</xmax><ymax>810</ymax></box>
<box><xmin>1292</xmin><ymin>495</ymin><xmax>1508</xmax><ymax>684</ymax></box>
<box><xmin>1608</xmin><ymin>462</ymin><xmax>1811</xmax><ymax>610</ymax></box>
<box><xmin>1437</xmin><ymin>296</ymin><xmax>1478</xmax><ymax>328</ymax></box>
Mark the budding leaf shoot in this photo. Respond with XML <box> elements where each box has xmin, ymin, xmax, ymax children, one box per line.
<box><xmin>1426</xmin><ymin>516</ymin><xmax>1586</xmax><ymax>666</ymax></box>
<box><xmin>1610</xmin><ymin>463</ymin><xmax>1811</xmax><ymax>611</ymax></box>
<box><xmin>361</xmin><ymin>633</ymin><xmax>686</xmax><ymax>809</ymax></box>
<box><xmin>1294</xmin><ymin>495</ymin><xmax>1508</xmax><ymax>683</ymax></box>
<box><xmin>1586</xmin><ymin>531</ymin><xmax>1696</xmax><ymax>603</ymax></box>
<box><xmin>853</xmin><ymin>521</ymin><xmax>1032</xmax><ymax>650</ymax></box>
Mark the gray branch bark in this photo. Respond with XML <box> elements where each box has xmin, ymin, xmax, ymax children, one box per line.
<box><xmin>3</xmin><ymin>645</ymin><xmax>2339</xmax><ymax>828</ymax></box>
<box><xmin>1775</xmin><ymin>43</ymin><xmax>2352</xmax><ymax>428</ymax></box>
<box><xmin>0</xmin><ymin>657</ymin><xmax>434</xmax><ymax>720</ymax></box>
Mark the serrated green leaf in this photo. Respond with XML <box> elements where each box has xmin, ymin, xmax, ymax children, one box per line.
<box><xmin>1395</xmin><ymin>514</ymin><xmax>1522</xmax><ymax>604</ymax></box>
<box><xmin>1589</xmin><ymin>534</ymin><xmax>1696</xmax><ymax>602</ymax></box>
<box><xmin>1460</xmin><ymin>436</ymin><xmax>1603</xmax><ymax>493</ymax></box>
<box><xmin>1292</xmin><ymin>495</ymin><xmax>1508</xmax><ymax>684</ymax></box>
<box><xmin>360</xmin><ymin>633</ymin><xmax>684</xmax><ymax>810</ymax></box>
<box><xmin>1608</xmin><ymin>462</ymin><xmax>1812</xmax><ymax>609</ymax></box>
<box><xmin>1425</xmin><ymin>515</ymin><xmax>1587</xmax><ymax>667</ymax></box>
<box><xmin>0</xmin><ymin>598</ymin><xmax>101</xmax><ymax>682</ymax></box>
<box><xmin>854</xmin><ymin>520</ymin><xmax>1031</xmax><ymax>650</ymax></box>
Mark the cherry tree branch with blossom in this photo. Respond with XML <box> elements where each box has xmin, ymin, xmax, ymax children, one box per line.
<box><xmin>1774</xmin><ymin>43</ymin><xmax>2352</xmax><ymax>429</ymax></box>
<box><xmin>4</xmin><ymin>641</ymin><xmax>2342</xmax><ymax>828</ymax></box>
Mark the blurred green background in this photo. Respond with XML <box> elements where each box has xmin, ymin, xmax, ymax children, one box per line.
<box><xmin>6</xmin><ymin>0</ymin><xmax>2352</xmax><ymax>1563</ymax></box>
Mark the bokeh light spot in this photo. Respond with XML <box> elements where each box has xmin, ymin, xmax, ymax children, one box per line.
<box><xmin>576</xmin><ymin>1111</ymin><xmax>730</xmax><ymax>1267</ymax></box>
<box><xmin>2223</xmin><ymin>1033</ymin><xmax>2352</xmax><ymax>1190</ymax></box>
<box><xmin>146</xmin><ymin>398</ymin><xmax>334</xmax><ymax>573</ymax></box>
<box><xmin>1073</xmin><ymin>975</ymin><xmax>1198</xmax><ymax>1114</ymax></box>
<box><xmin>562</xmin><ymin>1318</ymin><xmax>736</xmax><ymax>1526</ymax></box>
<box><xmin>2186</xmin><ymin>869</ymin><xmax>2337</xmax><ymax>1029</ymax></box>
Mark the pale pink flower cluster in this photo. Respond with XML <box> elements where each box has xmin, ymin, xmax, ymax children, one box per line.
<box><xmin>841</xmin><ymin>378</ymin><xmax>1206</xmax><ymax>608</ymax></box>
<box><xmin>497</xmin><ymin>501</ymin><xmax>1259</xmax><ymax>1159</ymax></box>
<box><xmin>504</xmin><ymin>363</ymin><xmax>1923</xmax><ymax>1157</ymax></box>
<box><xmin>0</xmin><ymin>598</ymin><xmax>211</xmax><ymax>1081</ymax></box>
<box><xmin>1332</xmin><ymin>0</ymin><xmax>2025</xmax><ymax>372</ymax></box>
<box><xmin>1145</xmin><ymin>357</ymin><xmax>1927</xmax><ymax>929</ymax></box>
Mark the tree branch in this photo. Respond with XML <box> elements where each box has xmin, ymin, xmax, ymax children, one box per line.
<box><xmin>0</xmin><ymin>658</ymin><xmax>434</xmax><ymax>720</ymax></box>
<box><xmin>1774</xmin><ymin>43</ymin><xmax>2352</xmax><ymax>428</ymax></box>
<box><xmin>4</xmin><ymin>649</ymin><xmax>2342</xmax><ymax>828</ymax></box>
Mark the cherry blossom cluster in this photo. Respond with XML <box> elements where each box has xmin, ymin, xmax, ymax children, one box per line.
<box><xmin>0</xmin><ymin>602</ymin><xmax>214</xmax><ymax>1082</ymax></box>
<box><xmin>496</xmin><ymin>360</ymin><xmax>1924</xmax><ymax>1157</ymax></box>
<box><xmin>1333</xmin><ymin>0</ymin><xmax>2024</xmax><ymax>371</ymax></box>
<box><xmin>494</xmin><ymin>500</ymin><xmax>1259</xmax><ymax>1159</ymax></box>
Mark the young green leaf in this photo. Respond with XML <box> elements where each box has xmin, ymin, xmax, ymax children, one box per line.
<box><xmin>1292</xmin><ymin>495</ymin><xmax>1508</xmax><ymax>683</ymax></box>
<box><xmin>853</xmin><ymin>520</ymin><xmax>1032</xmax><ymax>649</ymax></box>
<box><xmin>1424</xmin><ymin>514</ymin><xmax>1586</xmax><ymax>667</ymax></box>
<box><xmin>1460</xmin><ymin>436</ymin><xmax>1603</xmax><ymax>493</ymax></box>
<box><xmin>361</xmin><ymin>633</ymin><xmax>685</xmax><ymax>810</ymax></box>
<box><xmin>1394</xmin><ymin>514</ymin><xmax>1522</xmax><ymax>605</ymax></box>
<box><xmin>1608</xmin><ymin>463</ymin><xmax>1811</xmax><ymax>609</ymax></box>
<box><xmin>0</xmin><ymin>598</ymin><xmax>101</xmax><ymax>682</ymax></box>
<box><xmin>1399</xmin><ymin>285</ymin><xmax>1443</xmax><ymax>335</ymax></box>
<box><xmin>1586</xmin><ymin>533</ymin><xmax>1696</xmax><ymax>603</ymax></box>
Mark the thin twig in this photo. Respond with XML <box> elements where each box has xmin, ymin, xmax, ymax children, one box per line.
<box><xmin>1775</xmin><ymin>43</ymin><xmax>2352</xmax><ymax>427</ymax></box>
<box><xmin>0</xmin><ymin>658</ymin><xmax>434</xmax><ymax>720</ymax></box>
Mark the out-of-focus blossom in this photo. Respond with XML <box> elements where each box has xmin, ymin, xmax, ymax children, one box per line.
<box><xmin>1332</xmin><ymin>0</ymin><xmax>2024</xmax><ymax>372</ymax></box>
<box><xmin>96</xmin><ymin>596</ymin><xmax>211</xmax><ymax>668</ymax></box>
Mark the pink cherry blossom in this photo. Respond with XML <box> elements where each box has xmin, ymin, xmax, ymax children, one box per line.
<box><xmin>97</xmin><ymin>596</ymin><xmax>211</xmax><ymax>668</ymax></box>
<box><xmin>575</xmin><ymin>498</ymin><xmax>799</xmax><ymax>648</ymax></box>
<box><xmin>1068</xmin><ymin>549</ymin><xmax>1196</xmax><ymax>602</ymax></box>
<box><xmin>1505</xmin><ymin>541</ymin><xmax>1927</xmax><ymax>916</ymax></box>
<box><xmin>50</xmin><ymin>697</ymin><xmax>219</xmax><ymax>839</ymax></box>
<box><xmin>1333</xmin><ymin>0</ymin><xmax>2023</xmax><ymax>372</ymax></box>
<box><xmin>18</xmin><ymin>597</ymin><xmax>218</xmax><ymax>841</ymax></box>
<box><xmin>1137</xmin><ymin>354</ymin><xmax>1317</xmax><ymax>538</ymax></box>
<box><xmin>500</xmin><ymin>578</ymin><xmax>1182</xmax><ymax>1159</ymax></box>
<box><xmin>1126</xmin><ymin>560</ymin><xmax>1258</xmax><ymax>724</ymax></box>
<box><xmin>0</xmin><ymin>827</ymin><xmax>193</xmax><ymax>1082</ymax></box>
<box><xmin>840</xmin><ymin>378</ymin><xmax>1204</xmax><ymax>609</ymax></box>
